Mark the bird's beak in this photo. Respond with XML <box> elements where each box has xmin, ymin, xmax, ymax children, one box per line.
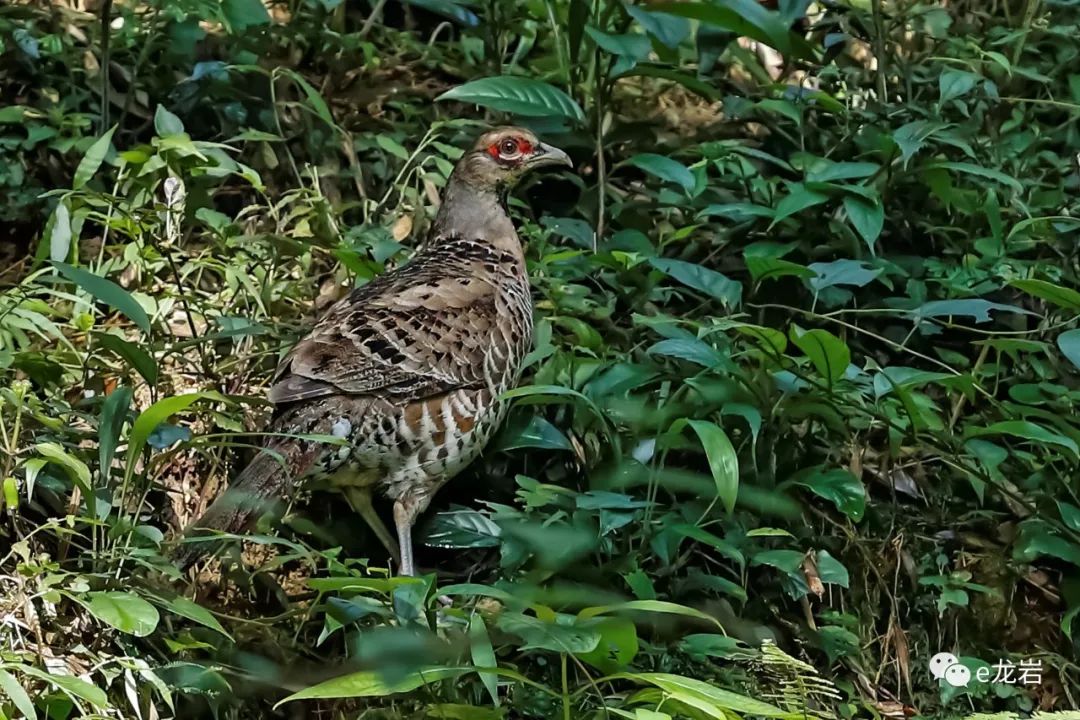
<box><xmin>530</xmin><ymin>142</ymin><xmax>573</xmax><ymax>169</ymax></box>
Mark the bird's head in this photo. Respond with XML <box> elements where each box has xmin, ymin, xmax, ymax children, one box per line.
<box><xmin>452</xmin><ymin>126</ymin><xmax>572</xmax><ymax>192</ymax></box>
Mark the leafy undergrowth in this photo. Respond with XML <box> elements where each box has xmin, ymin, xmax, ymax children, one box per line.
<box><xmin>2</xmin><ymin>0</ymin><xmax>1080</xmax><ymax>718</ymax></box>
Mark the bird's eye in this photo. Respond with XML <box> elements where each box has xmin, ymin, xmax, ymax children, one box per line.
<box><xmin>499</xmin><ymin>138</ymin><xmax>520</xmax><ymax>156</ymax></box>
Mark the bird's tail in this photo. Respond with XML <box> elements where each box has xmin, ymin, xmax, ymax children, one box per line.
<box><xmin>174</xmin><ymin>440</ymin><xmax>314</xmax><ymax>570</ymax></box>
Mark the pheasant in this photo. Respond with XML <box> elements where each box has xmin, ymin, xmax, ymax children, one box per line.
<box><xmin>177</xmin><ymin>127</ymin><xmax>571</xmax><ymax>575</ymax></box>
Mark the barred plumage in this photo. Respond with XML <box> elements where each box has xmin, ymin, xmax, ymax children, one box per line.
<box><xmin>177</xmin><ymin>127</ymin><xmax>571</xmax><ymax>575</ymax></box>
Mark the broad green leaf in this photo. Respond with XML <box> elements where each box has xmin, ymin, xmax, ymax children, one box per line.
<box><xmin>73</xmin><ymin>126</ymin><xmax>116</xmax><ymax>189</ymax></box>
<box><xmin>685</xmin><ymin>420</ymin><xmax>738</xmax><ymax>514</ymax></box>
<box><xmin>924</xmin><ymin>161</ymin><xmax>1023</xmax><ymax>192</ymax></box>
<box><xmin>468</xmin><ymin>614</ymin><xmax>499</xmax><ymax>706</ymax></box>
<box><xmin>647</xmin><ymin>338</ymin><xmax>722</xmax><ymax>368</ymax></box>
<box><xmin>1010</xmin><ymin>279</ymin><xmax>1080</xmax><ymax>311</ymax></box>
<box><xmin>437</xmin><ymin>77</ymin><xmax>585</xmax><ymax>122</ymax></box>
<box><xmin>83</xmin><ymin>591</ymin><xmax>160</xmax><ymax>636</ymax></box>
<box><xmin>497</xmin><ymin>414</ymin><xmax>573</xmax><ymax>452</ymax></box>
<box><xmin>497</xmin><ymin>612</ymin><xmax>601</xmax><ymax>653</ymax></box>
<box><xmin>792</xmin><ymin>467</ymin><xmax>866</xmax><ymax>521</ymax></box>
<box><xmin>967</xmin><ymin>421</ymin><xmax>1079</xmax><ymax>457</ymax></box>
<box><xmin>650</xmin><ymin>0</ymin><xmax>804</xmax><ymax>57</ymax></box>
<box><xmin>649</xmin><ymin>257</ymin><xmax>742</xmax><ymax>308</ymax></box>
<box><xmin>746</xmin><ymin>256</ymin><xmax>814</xmax><ymax>283</ymax></box>
<box><xmin>750</xmin><ymin>549</ymin><xmax>805</xmax><ymax>573</ymax></box>
<box><xmin>575</xmin><ymin>617</ymin><xmax>638</xmax><ymax>673</ymax></box>
<box><xmin>626</xmin><ymin>153</ymin><xmax>695</xmax><ymax>193</ymax></box>
<box><xmin>156</xmin><ymin>595</ymin><xmax>232</xmax><ymax>639</ymax></box>
<box><xmin>222</xmin><ymin>0</ymin><xmax>271</xmax><ymax>31</ymax></box>
<box><xmin>842</xmin><ymin>194</ymin><xmax>884</xmax><ymax>251</ymax></box>
<box><xmin>939</xmin><ymin>69</ymin><xmax>981</xmax><ymax>102</ymax></box>
<box><xmin>424</xmin><ymin>509</ymin><xmax>501</xmax><ymax>548</ymax></box>
<box><xmin>1058</xmin><ymin>329</ymin><xmax>1080</xmax><ymax>371</ymax></box>
<box><xmin>278</xmin><ymin>667</ymin><xmax>468</xmax><ymax>704</ymax></box>
<box><xmin>913</xmin><ymin>299</ymin><xmax>1031</xmax><ymax>324</ymax></box>
<box><xmin>54</xmin><ymin>262</ymin><xmax>151</xmax><ymax>333</ymax></box>
<box><xmin>806</xmin><ymin>161</ymin><xmax>880</xmax><ymax>183</ymax></box>
<box><xmin>0</xmin><ymin>668</ymin><xmax>36</xmax><ymax>720</ymax></box>
<box><xmin>401</xmin><ymin>0</ymin><xmax>478</xmax><ymax>25</ymax></box>
<box><xmin>127</xmin><ymin>393</ymin><xmax>208</xmax><ymax>472</ymax></box>
<box><xmin>815</xmin><ymin>549</ymin><xmax>850</xmax><ymax>587</ymax></box>
<box><xmin>277</xmin><ymin>68</ymin><xmax>335</xmax><ymax>128</ymax></box>
<box><xmin>1057</xmin><ymin>501</ymin><xmax>1080</xmax><ymax>532</ymax></box>
<box><xmin>34</xmin><ymin>442</ymin><xmax>92</xmax><ymax>496</ymax></box>
<box><xmin>585</xmin><ymin>26</ymin><xmax>650</xmax><ymax>65</ymax></box>
<box><xmin>625</xmin><ymin>4</ymin><xmax>690</xmax><ymax>48</ymax></box>
<box><xmin>808</xmin><ymin>259</ymin><xmax>882</xmax><ymax>292</ymax></box>
<box><xmin>892</xmin><ymin>120</ymin><xmax>949</xmax><ymax>165</ymax></box>
<box><xmin>771</xmin><ymin>183</ymin><xmax>830</xmax><ymax>224</ymax></box>
<box><xmin>17</xmin><ymin>666</ymin><xmax>107</xmax><ymax>708</ymax></box>
<box><xmin>154</xmin><ymin>105</ymin><xmax>185</xmax><ymax>136</ymax></box>
<box><xmin>790</xmin><ymin>327</ymin><xmax>850</xmax><ymax>384</ymax></box>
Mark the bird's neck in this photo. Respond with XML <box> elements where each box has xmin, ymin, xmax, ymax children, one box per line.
<box><xmin>430</xmin><ymin>176</ymin><xmax>522</xmax><ymax>260</ymax></box>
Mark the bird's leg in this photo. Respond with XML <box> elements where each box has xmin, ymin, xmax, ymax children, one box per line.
<box><xmin>393</xmin><ymin>499</ymin><xmax>420</xmax><ymax>577</ymax></box>
<box><xmin>344</xmin><ymin>487</ymin><xmax>401</xmax><ymax>567</ymax></box>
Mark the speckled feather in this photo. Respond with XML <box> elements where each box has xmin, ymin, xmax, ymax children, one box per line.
<box><xmin>176</xmin><ymin>127</ymin><xmax>567</xmax><ymax>570</ymax></box>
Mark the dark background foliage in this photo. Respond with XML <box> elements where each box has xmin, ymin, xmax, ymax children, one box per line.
<box><xmin>1</xmin><ymin>0</ymin><xmax>1080</xmax><ymax>718</ymax></box>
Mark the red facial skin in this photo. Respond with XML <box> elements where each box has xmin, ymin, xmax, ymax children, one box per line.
<box><xmin>486</xmin><ymin>137</ymin><xmax>534</xmax><ymax>162</ymax></box>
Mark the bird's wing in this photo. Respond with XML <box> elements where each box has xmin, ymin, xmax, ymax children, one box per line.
<box><xmin>268</xmin><ymin>254</ymin><xmax>497</xmax><ymax>406</ymax></box>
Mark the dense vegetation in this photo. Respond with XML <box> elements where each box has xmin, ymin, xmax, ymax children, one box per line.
<box><xmin>2</xmin><ymin>0</ymin><xmax>1080</xmax><ymax>717</ymax></box>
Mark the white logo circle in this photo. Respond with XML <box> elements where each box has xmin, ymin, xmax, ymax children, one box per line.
<box><xmin>944</xmin><ymin>663</ymin><xmax>971</xmax><ymax>688</ymax></box>
<box><xmin>929</xmin><ymin>652</ymin><xmax>959</xmax><ymax>680</ymax></box>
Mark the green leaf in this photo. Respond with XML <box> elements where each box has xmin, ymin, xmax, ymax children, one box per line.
<box><xmin>574</xmin><ymin>617</ymin><xmax>638</xmax><ymax>673</ymax></box>
<box><xmin>497</xmin><ymin>612</ymin><xmax>601</xmax><ymax>653</ymax></box>
<box><xmin>73</xmin><ymin>126</ymin><xmax>116</xmax><ymax>189</ymax></box>
<box><xmin>277</xmin><ymin>68</ymin><xmax>336</xmax><ymax>128</ymax></box>
<box><xmin>648</xmin><ymin>338</ymin><xmax>722</xmax><ymax>368</ymax></box>
<box><xmin>498</xmin><ymin>415</ymin><xmax>573</xmax><ymax>452</ymax></box>
<box><xmin>97</xmin><ymin>333</ymin><xmax>158</xmax><ymax>384</ymax></box>
<box><xmin>127</xmin><ymin>394</ymin><xmax>208</xmax><ymax>474</ymax></box>
<box><xmin>939</xmin><ymin>69</ymin><xmax>981</xmax><ymax>103</ymax></box>
<box><xmin>624</xmin><ymin>4</ymin><xmax>689</xmax><ymax>48</ymax></box>
<box><xmin>892</xmin><ymin>120</ymin><xmax>948</xmax><ymax>166</ymax></box>
<box><xmin>924</xmin><ymin>161</ymin><xmax>1023</xmax><ymax>193</ymax></box>
<box><xmin>790</xmin><ymin>327</ymin><xmax>850</xmax><ymax>384</ymax></box>
<box><xmin>612</xmin><ymin>673</ymin><xmax>790</xmax><ymax>717</ymax></box>
<box><xmin>1010</xmin><ymin>279</ymin><xmax>1080</xmax><ymax>311</ymax></box>
<box><xmin>808</xmin><ymin>259</ymin><xmax>882</xmax><ymax>292</ymax></box>
<box><xmin>585</xmin><ymin>26</ymin><xmax>650</xmax><ymax>61</ymax></box>
<box><xmin>0</xmin><ymin>668</ymin><xmax>36</xmax><ymax>720</ymax></box>
<box><xmin>792</xmin><ymin>467</ymin><xmax>866</xmax><ymax>521</ymax></box>
<box><xmin>34</xmin><ymin>442</ymin><xmax>92</xmax><ymax>496</ymax></box>
<box><xmin>424</xmin><ymin>508</ymin><xmax>501</xmax><ymax>548</ymax></box>
<box><xmin>751</xmin><ymin>549</ymin><xmax>805</xmax><ymax>573</ymax></box>
<box><xmin>17</xmin><ymin>666</ymin><xmax>107</xmax><ymax>708</ymax></box>
<box><xmin>913</xmin><ymin>299</ymin><xmax>1031</xmax><ymax>324</ymax></box>
<box><xmin>967</xmin><ymin>421</ymin><xmax>1079</xmax><ymax>457</ymax></box>
<box><xmin>626</xmin><ymin>153</ymin><xmax>695</xmax><ymax>193</ymax></box>
<box><xmin>54</xmin><ymin>262</ymin><xmax>152</xmax><ymax>333</ymax></box>
<box><xmin>1058</xmin><ymin>329</ymin><xmax>1080</xmax><ymax>371</ymax></box>
<box><xmin>578</xmin><ymin>600</ymin><xmax>722</xmax><ymax>627</ymax></box>
<box><xmin>156</xmin><ymin>595</ymin><xmax>232</xmax><ymax>639</ymax></box>
<box><xmin>98</xmin><ymin>385</ymin><xmax>132</xmax><ymax>476</ymax></box>
<box><xmin>649</xmin><ymin>257</ymin><xmax>742</xmax><ymax>308</ymax></box>
<box><xmin>815</xmin><ymin>549</ymin><xmax>850</xmax><ymax>587</ymax></box>
<box><xmin>277</xmin><ymin>667</ymin><xmax>468</xmax><ymax>704</ymax></box>
<box><xmin>772</xmin><ymin>183</ymin><xmax>830</xmax><ymax>224</ymax></box>
<box><xmin>468</xmin><ymin>615</ymin><xmax>499</xmax><ymax>707</ymax></box>
<box><xmin>222</xmin><ymin>0</ymin><xmax>271</xmax><ymax>31</ymax></box>
<box><xmin>437</xmin><ymin>77</ymin><xmax>585</xmax><ymax>122</ymax></box>
<box><xmin>684</xmin><ymin>420</ymin><xmax>738</xmax><ymax>515</ymax></box>
<box><xmin>1057</xmin><ymin>501</ymin><xmax>1080</xmax><ymax>532</ymax></box>
<box><xmin>745</xmin><ymin>256</ymin><xmax>814</xmax><ymax>283</ymax></box>
<box><xmin>83</xmin><ymin>591</ymin><xmax>160</xmax><ymax>636</ymax></box>
<box><xmin>842</xmin><ymin>194</ymin><xmax>884</xmax><ymax>251</ymax></box>
<box><xmin>649</xmin><ymin>0</ymin><xmax>803</xmax><ymax>57</ymax></box>
<box><xmin>154</xmin><ymin>105</ymin><xmax>185</xmax><ymax>136</ymax></box>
